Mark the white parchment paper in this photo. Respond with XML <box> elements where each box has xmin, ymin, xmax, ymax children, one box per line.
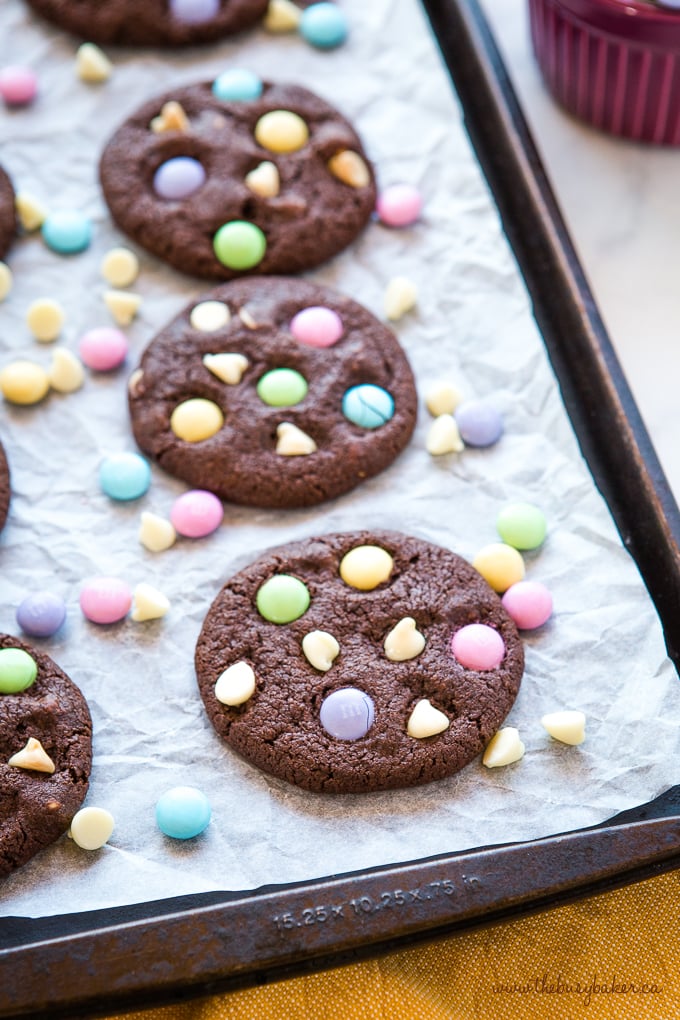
<box><xmin>1</xmin><ymin>0</ymin><xmax>678</xmax><ymax>919</ymax></box>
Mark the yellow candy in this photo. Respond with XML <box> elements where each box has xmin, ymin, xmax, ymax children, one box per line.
<box><xmin>340</xmin><ymin>545</ymin><xmax>393</xmax><ymax>591</ymax></box>
<box><xmin>170</xmin><ymin>398</ymin><xmax>224</xmax><ymax>442</ymax></box>
<box><xmin>0</xmin><ymin>360</ymin><xmax>50</xmax><ymax>405</ymax></box>
<box><xmin>26</xmin><ymin>298</ymin><xmax>65</xmax><ymax>342</ymax></box>
<box><xmin>255</xmin><ymin>110</ymin><xmax>309</xmax><ymax>154</ymax></box>
<box><xmin>473</xmin><ymin>542</ymin><xmax>525</xmax><ymax>593</ymax></box>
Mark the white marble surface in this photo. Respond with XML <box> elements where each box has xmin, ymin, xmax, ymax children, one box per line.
<box><xmin>479</xmin><ymin>0</ymin><xmax>680</xmax><ymax>500</ymax></box>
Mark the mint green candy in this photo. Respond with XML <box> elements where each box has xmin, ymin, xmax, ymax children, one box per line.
<box><xmin>257</xmin><ymin>368</ymin><xmax>308</xmax><ymax>407</ymax></box>
<box><xmin>256</xmin><ymin>575</ymin><xmax>310</xmax><ymax>624</ymax></box>
<box><xmin>213</xmin><ymin>221</ymin><xmax>266</xmax><ymax>270</ymax></box>
<box><xmin>496</xmin><ymin>502</ymin><xmax>547</xmax><ymax>550</ymax></box>
<box><xmin>0</xmin><ymin>647</ymin><xmax>38</xmax><ymax>693</ymax></box>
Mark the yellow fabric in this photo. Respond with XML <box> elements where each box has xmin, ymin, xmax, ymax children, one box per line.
<box><xmin>109</xmin><ymin>870</ymin><xmax>679</xmax><ymax>1020</ymax></box>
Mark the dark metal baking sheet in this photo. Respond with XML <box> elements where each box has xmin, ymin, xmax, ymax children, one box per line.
<box><xmin>3</xmin><ymin>0</ymin><xmax>680</xmax><ymax>1015</ymax></box>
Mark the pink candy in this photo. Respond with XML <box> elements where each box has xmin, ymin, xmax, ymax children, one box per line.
<box><xmin>79</xmin><ymin>327</ymin><xmax>128</xmax><ymax>372</ymax></box>
<box><xmin>451</xmin><ymin>623</ymin><xmax>505</xmax><ymax>671</ymax></box>
<box><xmin>290</xmin><ymin>306</ymin><xmax>344</xmax><ymax>348</ymax></box>
<box><xmin>376</xmin><ymin>183</ymin><xmax>423</xmax><ymax>227</ymax></box>
<box><xmin>170</xmin><ymin>489</ymin><xmax>224</xmax><ymax>538</ymax></box>
<box><xmin>80</xmin><ymin>577</ymin><xmax>132</xmax><ymax>625</ymax></box>
<box><xmin>0</xmin><ymin>66</ymin><xmax>38</xmax><ymax>107</ymax></box>
<box><xmin>502</xmin><ymin>580</ymin><xmax>553</xmax><ymax>630</ymax></box>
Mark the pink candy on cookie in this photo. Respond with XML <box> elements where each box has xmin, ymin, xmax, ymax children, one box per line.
<box><xmin>290</xmin><ymin>306</ymin><xmax>344</xmax><ymax>348</ymax></box>
<box><xmin>451</xmin><ymin>623</ymin><xmax>505</xmax><ymax>670</ymax></box>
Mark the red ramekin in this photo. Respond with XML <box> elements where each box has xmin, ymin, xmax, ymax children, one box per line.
<box><xmin>528</xmin><ymin>0</ymin><xmax>680</xmax><ymax>143</ymax></box>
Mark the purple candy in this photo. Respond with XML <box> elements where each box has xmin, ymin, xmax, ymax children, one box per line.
<box><xmin>319</xmin><ymin>687</ymin><xmax>375</xmax><ymax>741</ymax></box>
<box><xmin>153</xmin><ymin>157</ymin><xmax>206</xmax><ymax>201</ymax></box>
<box><xmin>16</xmin><ymin>591</ymin><xmax>66</xmax><ymax>638</ymax></box>
<box><xmin>169</xmin><ymin>0</ymin><xmax>220</xmax><ymax>22</ymax></box>
<box><xmin>455</xmin><ymin>399</ymin><xmax>503</xmax><ymax>447</ymax></box>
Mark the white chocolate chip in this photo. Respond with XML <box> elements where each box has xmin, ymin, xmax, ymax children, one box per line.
<box><xmin>131</xmin><ymin>582</ymin><xmax>170</xmax><ymax>622</ymax></box>
<box><xmin>425</xmin><ymin>381</ymin><xmax>463</xmax><ymax>418</ymax></box>
<box><xmin>328</xmin><ymin>150</ymin><xmax>371</xmax><ymax>189</ymax></box>
<box><xmin>407</xmin><ymin>699</ymin><xmax>449</xmax><ymax>739</ymax></box>
<box><xmin>302</xmin><ymin>630</ymin><xmax>340</xmax><ymax>672</ymax></box>
<box><xmin>76</xmin><ymin>42</ymin><xmax>113</xmax><ymax>83</ymax></box>
<box><xmin>541</xmin><ymin>710</ymin><xmax>586</xmax><ymax>745</ymax></box>
<box><xmin>245</xmin><ymin>161</ymin><xmax>280</xmax><ymax>198</ymax></box>
<box><xmin>104</xmin><ymin>289</ymin><xmax>141</xmax><ymax>326</ymax></box>
<box><xmin>276</xmin><ymin>422</ymin><xmax>317</xmax><ymax>456</ymax></box>
<box><xmin>15</xmin><ymin>191</ymin><xmax>47</xmax><ymax>232</ymax></box>
<box><xmin>139</xmin><ymin>511</ymin><xmax>176</xmax><ymax>552</ymax></box>
<box><xmin>215</xmin><ymin>661</ymin><xmax>256</xmax><ymax>706</ymax></box>
<box><xmin>69</xmin><ymin>806</ymin><xmax>115</xmax><ymax>850</ymax></box>
<box><xmin>238</xmin><ymin>307</ymin><xmax>259</xmax><ymax>329</ymax></box>
<box><xmin>426</xmin><ymin>414</ymin><xmax>464</xmax><ymax>455</ymax></box>
<box><xmin>203</xmin><ymin>352</ymin><xmax>248</xmax><ymax>385</ymax></box>
<box><xmin>190</xmin><ymin>301</ymin><xmax>231</xmax><ymax>332</ymax></box>
<box><xmin>384</xmin><ymin>617</ymin><xmax>426</xmax><ymax>661</ymax></box>
<box><xmin>101</xmin><ymin>247</ymin><xmax>139</xmax><ymax>288</ymax></box>
<box><xmin>48</xmin><ymin>347</ymin><xmax>85</xmax><ymax>393</ymax></box>
<box><xmin>150</xmin><ymin>100</ymin><xmax>190</xmax><ymax>134</ymax></box>
<box><xmin>384</xmin><ymin>276</ymin><xmax>417</xmax><ymax>321</ymax></box>
<box><xmin>264</xmin><ymin>0</ymin><xmax>302</xmax><ymax>32</ymax></box>
<box><xmin>0</xmin><ymin>262</ymin><xmax>12</xmax><ymax>302</ymax></box>
<box><xmin>26</xmin><ymin>298</ymin><xmax>65</xmax><ymax>342</ymax></box>
<box><xmin>8</xmin><ymin>737</ymin><xmax>55</xmax><ymax>774</ymax></box>
<box><xmin>482</xmin><ymin>727</ymin><xmax>525</xmax><ymax>767</ymax></box>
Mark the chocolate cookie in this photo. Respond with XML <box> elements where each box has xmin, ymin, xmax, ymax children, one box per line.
<box><xmin>100</xmin><ymin>77</ymin><xmax>376</xmax><ymax>280</ymax></box>
<box><xmin>23</xmin><ymin>0</ymin><xmax>269</xmax><ymax>46</ymax></box>
<box><xmin>195</xmin><ymin>531</ymin><xmax>525</xmax><ymax>794</ymax></box>
<box><xmin>0</xmin><ymin>440</ymin><xmax>10</xmax><ymax>533</ymax></box>
<box><xmin>128</xmin><ymin>277</ymin><xmax>417</xmax><ymax>508</ymax></box>
<box><xmin>0</xmin><ymin>165</ymin><xmax>16</xmax><ymax>261</ymax></box>
<box><xmin>0</xmin><ymin>635</ymin><xmax>92</xmax><ymax>877</ymax></box>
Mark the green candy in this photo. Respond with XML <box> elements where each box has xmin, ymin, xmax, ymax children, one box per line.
<box><xmin>496</xmin><ymin>502</ymin><xmax>547</xmax><ymax>551</ymax></box>
<box><xmin>213</xmin><ymin>221</ymin><xmax>266</xmax><ymax>270</ymax></box>
<box><xmin>257</xmin><ymin>368</ymin><xmax>308</xmax><ymax>407</ymax></box>
<box><xmin>256</xmin><ymin>575</ymin><xmax>310</xmax><ymax>624</ymax></box>
<box><xmin>0</xmin><ymin>647</ymin><xmax>38</xmax><ymax>693</ymax></box>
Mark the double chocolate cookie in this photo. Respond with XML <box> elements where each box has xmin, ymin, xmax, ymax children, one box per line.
<box><xmin>0</xmin><ymin>635</ymin><xmax>92</xmax><ymax>877</ymax></box>
<box><xmin>195</xmin><ymin>531</ymin><xmax>525</xmax><ymax>794</ymax></box>
<box><xmin>128</xmin><ymin>277</ymin><xmax>417</xmax><ymax>508</ymax></box>
<box><xmin>100</xmin><ymin>78</ymin><xmax>376</xmax><ymax>279</ymax></box>
<box><xmin>24</xmin><ymin>0</ymin><xmax>269</xmax><ymax>46</ymax></box>
<box><xmin>0</xmin><ymin>165</ymin><xmax>16</xmax><ymax>261</ymax></box>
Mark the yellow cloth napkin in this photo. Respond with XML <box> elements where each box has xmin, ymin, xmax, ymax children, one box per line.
<box><xmin>109</xmin><ymin>869</ymin><xmax>679</xmax><ymax>1019</ymax></box>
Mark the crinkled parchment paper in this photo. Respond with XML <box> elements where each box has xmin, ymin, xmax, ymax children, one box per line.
<box><xmin>1</xmin><ymin>0</ymin><xmax>678</xmax><ymax>919</ymax></box>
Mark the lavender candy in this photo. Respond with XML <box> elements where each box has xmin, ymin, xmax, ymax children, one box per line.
<box><xmin>16</xmin><ymin>591</ymin><xmax>67</xmax><ymax>638</ymax></box>
<box><xmin>319</xmin><ymin>687</ymin><xmax>375</xmax><ymax>740</ymax></box>
<box><xmin>169</xmin><ymin>0</ymin><xmax>220</xmax><ymax>23</ymax></box>
<box><xmin>455</xmin><ymin>399</ymin><xmax>503</xmax><ymax>447</ymax></box>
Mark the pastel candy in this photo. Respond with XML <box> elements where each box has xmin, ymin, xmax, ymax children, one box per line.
<box><xmin>320</xmin><ymin>688</ymin><xmax>374</xmax><ymax>740</ymax></box>
<box><xmin>342</xmin><ymin>384</ymin><xmax>394</xmax><ymax>429</ymax></box>
<box><xmin>340</xmin><ymin>545</ymin><xmax>393</xmax><ymax>590</ymax></box>
<box><xmin>156</xmin><ymin>786</ymin><xmax>211</xmax><ymax>839</ymax></box>
<box><xmin>256</xmin><ymin>575</ymin><xmax>310</xmax><ymax>623</ymax></box>
<box><xmin>257</xmin><ymin>367</ymin><xmax>308</xmax><ymax>406</ymax></box>
<box><xmin>16</xmin><ymin>592</ymin><xmax>66</xmax><ymax>637</ymax></box>
<box><xmin>213</xmin><ymin>221</ymin><xmax>266</xmax><ymax>270</ymax></box>
<box><xmin>212</xmin><ymin>68</ymin><xmax>263</xmax><ymax>102</ymax></box>
<box><xmin>80</xmin><ymin>577</ymin><xmax>132</xmax><ymax>625</ymax></box>
<box><xmin>376</xmin><ymin>183</ymin><xmax>422</xmax><ymax>227</ymax></box>
<box><xmin>502</xmin><ymin>580</ymin><xmax>553</xmax><ymax>630</ymax></box>
<box><xmin>153</xmin><ymin>157</ymin><xmax>206</xmax><ymax>200</ymax></box>
<box><xmin>170</xmin><ymin>489</ymin><xmax>224</xmax><ymax>538</ymax></box>
<box><xmin>169</xmin><ymin>0</ymin><xmax>220</xmax><ymax>22</ymax></box>
<box><xmin>300</xmin><ymin>3</ymin><xmax>349</xmax><ymax>49</ymax></box>
<box><xmin>451</xmin><ymin>623</ymin><xmax>505</xmax><ymax>671</ymax></box>
<box><xmin>473</xmin><ymin>543</ymin><xmax>525</xmax><ymax>594</ymax></box>
<box><xmin>455</xmin><ymin>399</ymin><xmax>503</xmax><ymax>447</ymax></box>
<box><xmin>99</xmin><ymin>452</ymin><xmax>151</xmax><ymax>501</ymax></box>
<box><xmin>497</xmin><ymin>502</ymin><xmax>547</xmax><ymax>550</ymax></box>
<box><xmin>255</xmin><ymin>110</ymin><xmax>309</xmax><ymax>153</ymax></box>
<box><xmin>79</xmin><ymin>327</ymin><xmax>128</xmax><ymax>372</ymax></box>
<box><xmin>42</xmin><ymin>210</ymin><xmax>92</xmax><ymax>255</ymax></box>
<box><xmin>290</xmin><ymin>306</ymin><xmax>343</xmax><ymax>348</ymax></box>
<box><xmin>0</xmin><ymin>360</ymin><xmax>50</xmax><ymax>405</ymax></box>
<box><xmin>170</xmin><ymin>398</ymin><xmax>224</xmax><ymax>442</ymax></box>
<box><xmin>0</xmin><ymin>66</ymin><xmax>38</xmax><ymax>106</ymax></box>
<box><xmin>0</xmin><ymin>648</ymin><xmax>38</xmax><ymax>693</ymax></box>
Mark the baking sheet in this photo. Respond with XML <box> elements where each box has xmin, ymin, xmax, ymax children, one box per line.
<box><xmin>1</xmin><ymin>0</ymin><xmax>678</xmax><ymax>922</ymax></box>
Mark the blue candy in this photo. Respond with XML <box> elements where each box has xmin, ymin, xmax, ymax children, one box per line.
<box><xmin>41</xmin><ymin>211</ymin><xmax>92</xmax><ymax>255</ymax></box>
<box><xmin>156</xmin><ymin>786</ymin><xmax>211</xmax><ymax>840</ymax></box>
<box><xmin>300</xmin><ymin>3</ymin><xmax>349</xmax><ymax>49</ymax></box>
<box><xmin>212</xmin><ymin>68</ymin><xmax>263</xmax><ymax>102</ymax></box>
<box><xmin>342</xmin><ymin>384</ymin><xmax>394</xmax><ymax>429</ymax></box>
<box><xmin>99</xmin><ymin>452</ymin><xmax>151</xmax><ymax>501</ymax></box>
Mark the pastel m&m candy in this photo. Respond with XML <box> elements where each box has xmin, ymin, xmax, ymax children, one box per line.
<box><xmin>99</xmin><ymin>451</ymin><xmax>151</xmax><ymax>501</ymax></box>
<box><xmin>0</xmin><ymin>360</ymin><xmax>50</xmax><ymax>405</ymax></box>
<box><xmin>0</xmin><ymin>647</ymin><xmax>38</xmax><ymax>693</ymax></box>
<box><xmin>42</xmin><ymin>210</ymin><xmax>92</xmax><ymax>255</ymax></box>
<box><xmin>16</xmin><ymin>592</ymin><xmax>66</xmax><ymax>637</ymax></box>
<box><xmin>79</xmin><ymin>327</ymin><xmax>128</xmax><ymax>371</ymax></box>
<box><xmin>340</xmin><ymin>545</ymin><xmax>393</xmax><ymax>590</ymax></box>
<box><xmin>212</xmin><ymin>68</ymin><xmax>263</xmax><ymax>102</ymax></box>
<box><xmin>170</xmin><ymin>489</ymin><xmax>224</xmax><ymax>538</ymax></box>
<box><xmin>496</xmin><ymin>502</ymin><xmax>547</xmax><ymax>550</ymax></box>
<box><xmin>156</xmin><ymin>786</ymin><xmax>211</xmax><ymax>840</ymax></box>
<box><xmin>169</xmin><ymin>0</ymin><xmax>220</xmax><ymax>22</ymax></box>
<box><xmin>451</xmin><ymin>624</ymin><xmax>505</xmax><ymax>671</ymax></box>
<box><xmin>0</xmin><ymin>66</ymin><xmax>38</xmax><ymax>106</ymax></box>
<box><xmin>255</xmin><ymin>110</ymin><xmax>309</xmax><ymax>153</ymax></box>
<box><xmin>473</xmin><ymin>543</ymin><xmax>525</xmax><ymax>593</ymax></box>
<box><xmin>170</xmin><ymin>397</ymin><xmax>224</xmax><ymax>441</ymax></box>
<box><xmin>256</xmin><ymin>575</ymin><xmax>310</xmax><ymax>623</ymax></box>
<box><xmin>342</xmin><ymin>384</ymin><xmax>394</xmax><ymax>429</ymax></box>
<box><xmin>376</xmin><ymin>184</ymin><xmax>422</xmax><ymax>227</ymax></box>
<box><xmin>502</xmin><ymin>580</ymin><xmax>553</xmax><ymax>630</ymax></box>
<box><xmin>213</xmin><ymin>221</ymin><xmax>266</xmax><ymax>270</ymax></box>
<box><xmin>153</xmin><ymin>157</ymin><xmax>206</xmax><ymax>200</ymax></box>
<box><xmin>320</xmin><ymin>688</ymin><xmax>375</xmax><ymax>740</ymax></box>
<box><xmin>290</xmin><ymin>306</ymin><xmax>343</xmax><ymax>348</ymax></box>
<box><xmin>455</xmin><ymin>400</ymin><xmax>503</xmax><ymax>447</ymax></box>
<box><xmin>300</xmin><ymin>3</ymin><xmax>349</xmax><ymax>49</ymax></box>
<box><xmin>256</xmin><ymin>367</ymin><xmax>308</xmax><ymax>406</ymax></box>
<box><xmin>80</xmin><ymin>577</ymin><xmax>132</xmax><ymax>625</ymax></box>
